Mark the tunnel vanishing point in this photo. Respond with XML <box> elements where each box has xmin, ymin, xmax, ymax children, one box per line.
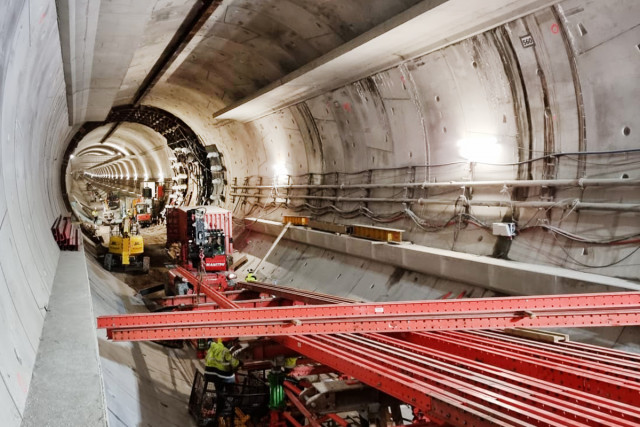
<box><xmin>1</xmin><ymin>0</ymin><xmax>640</xmax><ymax>425</ymax></box>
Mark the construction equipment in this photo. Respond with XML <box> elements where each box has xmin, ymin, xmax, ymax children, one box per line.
<box><xmin>164</xmin><ymin>206</ymin><xmax>235</xmax><ymax>295</ymax></box>
<box><xmin>104</xmin><ymin>215</ymin><xmax>150</xmax><ymax>273</ymax></box>
<box><xmin>189</xmin><ymin>371</ymin><xmax>269</xmax><ymax>426</ymax></box>
<box><xmin>133</xmin><ymin>198</ymin><xmax>153</xmax><ymax>228</ymax></box>
<box><xmin>98</xmin><ymin>282</ymin><xmax>640</xmax><ymax>427</ymax></box>
<box><xmin>106</xmin><ymin>191</ymin><xmax>120</xmax><ymax>210</ymax></box>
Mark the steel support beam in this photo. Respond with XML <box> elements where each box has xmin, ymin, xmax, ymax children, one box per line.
<box><xmin>97</xmin><ymin>292</ymin><xmax>640</xmax><ymax>341</ymax></box>
<box><xmin>97</xmin><ymin>280</ymin><xmax>640</xmax><ymax>425</ymax></box>
<box><xmin>236</xmin><ymin>281</ymin><xmax>359</xmax><ymax>305</ymax></box>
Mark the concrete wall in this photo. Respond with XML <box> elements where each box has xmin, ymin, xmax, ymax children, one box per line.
<box><xmin>0</xmin><ymin>0</ymin><xmax>72</xmax><ymax>423</ymax></box>
<box><xmin>1</xmin><ymin>0</ymin><xmax>639</xmax><ymax>423</ymax></box>
<box><xmin>203</xmin><ymin>1</ymin><xmax>640</xmax><ymax>282</ymax></box>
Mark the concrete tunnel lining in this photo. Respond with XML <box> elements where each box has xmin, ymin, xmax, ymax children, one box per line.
<box><xmin>1</xmin><ymin>0</ymin><xmax>640</xmax><ymax>425</ymax></box>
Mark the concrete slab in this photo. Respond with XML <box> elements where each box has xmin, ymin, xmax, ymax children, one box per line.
<box><xmin>22</xmin><ymin>250</ymin><xmax>107</xmax><ymax>427</ymax></box>
<box><xmin>246</xmin><ymin>218</ymin><xmax>640</xmax><ymax>296</ymax></box>
<box><xmin>214</xmin><ymin>0</ymin><xmax>558</xmax><ymax>121</ymax></box>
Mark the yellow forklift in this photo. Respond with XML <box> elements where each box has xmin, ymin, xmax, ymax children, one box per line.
<box><xmin>104</xmin><ymin>215</ymin><xmax>150</xmax><ymax>273</ymax></box>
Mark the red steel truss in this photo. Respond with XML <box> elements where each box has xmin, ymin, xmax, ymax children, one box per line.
<box><xmin>98</xmin><ymin>280</ymin><xmax>640</xmax><ymax>425</ymax></box>
<box><xmin>98</xmin><ymin>291</ymin><xmax>640</xmax><ymax>340</ymax></box>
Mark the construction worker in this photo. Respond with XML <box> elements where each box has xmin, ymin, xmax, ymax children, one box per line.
<box><xmin>92</xmin><ymin>209</ymin><xmax>98</xmax><ymax>223</ymax></box>
<box><xmin>284</xmin><ymin>356</ymin><xmax>298</xmax><ymax>373</ymax></box>
<box><xmin>205</xmin><ymin>339</ymin><xmax>240</xmax><ymax>418</ymax></box>
<box><xmin>245</xmin><ymin>269</ymin><xmax>257</xmax><ymax>282</ymax></box>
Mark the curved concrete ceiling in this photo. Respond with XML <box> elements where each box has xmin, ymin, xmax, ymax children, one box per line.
<box><xmin>2</xmin><ymin>0</ymin><xmax>640</xmax><ymax>425</ymax></box>
<box><xmin>71</xmin><ymin>122</ymin><xmax>172</xmax><ymax>181</ymax></box>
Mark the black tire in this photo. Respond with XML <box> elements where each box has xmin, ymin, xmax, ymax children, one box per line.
<box><xmin>104</xmin><ymin>253</ymin><xmax>113</xmax><ymax>271</ymax></box>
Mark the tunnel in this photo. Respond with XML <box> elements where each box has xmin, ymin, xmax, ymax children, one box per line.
<box><xmin>1</xmin><ymin>0</ymin><xmax>640</xmax><ymax>425</ymax></box>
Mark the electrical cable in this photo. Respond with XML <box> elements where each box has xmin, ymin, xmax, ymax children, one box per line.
<box><xmin>551</xmin><ymin>234</ymin><xmax>640</xmax><ymax>268</ymax></box>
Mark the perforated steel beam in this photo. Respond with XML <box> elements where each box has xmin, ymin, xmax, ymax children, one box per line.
<box><xmin>97</xmin><ymin>292</ymin><xmax>640</xmax><ymax>341</ymax></box>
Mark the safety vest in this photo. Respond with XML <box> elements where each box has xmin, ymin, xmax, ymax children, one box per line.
<box><xmin>205</xmin><ymin>341</ymin><xmax>239</xmax><ymax>373</ymax></box>
<box><xmin>245</xmin><ymin>272</ymin><xmax>257</xmax><ymax>282</ymax></box>
<box><xmin>284</xmin><ymin>357</ymin><xmax>297</xmax><ymax>370</ymax></box>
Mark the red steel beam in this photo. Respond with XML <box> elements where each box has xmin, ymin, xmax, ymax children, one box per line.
<box><xmin>102</xmin><ymin>308</ymin><xmax>640</xmax><ymax>340</ymax></box>
<box><xmin>362</xmin><ymin>333</ymin><xmax>640</xmax><ymax>424</ymax></box>
<box><xmin>312</xmin><ymin>334</ymin><xmax>592</xmax><ymax>426</ymax></box>
<box><xmin>237</xmin><ymin>281</ymin><xmax>358</xmax><ymax>305</ymax></box>
<box><xmin>98</xmin><ymin>279</ymin><xmax>640</xmax><ymax>425</ymax></box>
<box><xmin>156</xmin><ymin>290</ymin><xmax>255</xmax><ymax>307</ymax></box>
<box><xmin>97</xmin><ymin>292</ymin><xmax>640</xmax><ymax>340</ymax></box>
<box><xmin>409</xmin><ymin>330</ymin><xmax>640</xmax><ymax>406</ymax></box>
<box><xmin>276</xmin><ymin>335</ymin><xmax>509</xmax><ymax>427</ymax></box>
<box><xmin>100</xmin><ymin>292</ymin><xmax>640</xmax><ymax>326</ymax></box>
<box><xmin>469</xmin><ymin>329</ymin><xmax>640</xmax><ymax>377</ymax></box>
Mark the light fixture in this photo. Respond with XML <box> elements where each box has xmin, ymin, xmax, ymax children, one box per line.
<box><xmin>273</xmin><ymin>163</ymin><xmax>288</xmax><ymax>186</ymax></box>
<box><xmin>457</xmin><ymin>135</ymin><xmax>500</xmax><ymax>163</ymax></box>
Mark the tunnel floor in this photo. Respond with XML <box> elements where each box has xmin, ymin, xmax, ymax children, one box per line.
<box><xmin>86</xmin><ymin>238</ymin><xmax>198</xmax><ymax>427</ymax></box>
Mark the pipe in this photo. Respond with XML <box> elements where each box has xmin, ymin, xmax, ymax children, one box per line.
<box><xmin>229</xmin><ymin>193</ymin><xmax>640</xmax><ymax>212</ymax></box>
<box><xmin>231</xmin><ymin>177</ymin><xmax>640</xmax><ymax>191</ymax></box>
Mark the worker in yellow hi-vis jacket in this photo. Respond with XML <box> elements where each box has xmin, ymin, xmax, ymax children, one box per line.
<box><xmin>245</xmin><ymin>269</ymin><xmax>257</xmax><ymax>282</ymax></box>
<box><xmin>205</xmin><ymin>339</ymin><xmax>240</xmax><ymax>418</ymax></box>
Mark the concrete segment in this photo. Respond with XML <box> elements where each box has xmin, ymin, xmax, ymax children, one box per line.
<box><xmin>246</xmin><ymin>218</ymin><xmax>640</xmax><ymax>295</ymax></box>
<box><xmin>2</xmin><ymin>0</ymin><xmax>640</xmax><ymax>423</ymax></box>
<box><xmin>214</xmin><ymin>0</ymin><xmax>558</xmax><ymax>121</ymax></box>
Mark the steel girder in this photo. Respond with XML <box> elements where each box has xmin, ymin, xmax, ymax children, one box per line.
<box><xmin>97</xmin><ymin>291</ymin><xmax>640</xmax><ymax>340</ymax></box>
<box><xmin>97</xmin><ymin>280</ymin><xmax>640</xmax><ymax>425</ymax></box>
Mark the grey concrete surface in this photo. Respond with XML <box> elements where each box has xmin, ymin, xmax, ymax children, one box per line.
<box><xmin>233</xmin><ymin>228</ymin><xmax>640</xmax><ymax>352</ymax></box>
<box><xmin>21</xmin><ymin>250</ymin><xmax>107</xmax><ymax>427</ymax></box>
<box><xmin>215</xmin><ymin>0</ymin><xmax>558</xmax><ymax>121</ymax></box>
<box><xmin>2</xmin><ymin>0</ymin><xmax>640</xmax><ymax>424</ymax></box>
<box><xmin>246</xmin><ymin>218</ymin><xmax>640</xmax><ymax>295</ymax></box>
<box><xmin>86</xmin><ymin>246</ymin><xmax>197</xmax><ymax>427</ymax></box>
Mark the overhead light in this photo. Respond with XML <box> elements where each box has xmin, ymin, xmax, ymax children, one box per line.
<box><xmin>207</xmin><ymin>152</ymin><xmax>219</xmax><ymax>158</ymax></box>
<box><xmin>273</xmin><ymin>163</ymin><xmax>288</xmax><ymax>186</ymax></box>
<box><xmin>210</xmin><ymin>165</ymin><xmax>222</xmax><ymax>172</ymax></box>
<box><xmin>457</xmin><ymin>135</ymin><xmax>500</xmax><ymax>163</ymax></box>
<box><xmin>69</xmin><ymin>154</ymin><xmax>75</xmax><ymax>159</ymax></box>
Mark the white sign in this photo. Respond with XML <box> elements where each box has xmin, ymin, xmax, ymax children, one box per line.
<box><xmin>520</xmin><ymin>34</ymin><xmax>535</xmax><ymax>48</ymax></box>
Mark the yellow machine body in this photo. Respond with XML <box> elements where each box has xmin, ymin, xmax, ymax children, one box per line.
<box><xmin>108</xmin><ymin>235</ymin><xmax>144</xmax><ymax>265</ymax></box>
